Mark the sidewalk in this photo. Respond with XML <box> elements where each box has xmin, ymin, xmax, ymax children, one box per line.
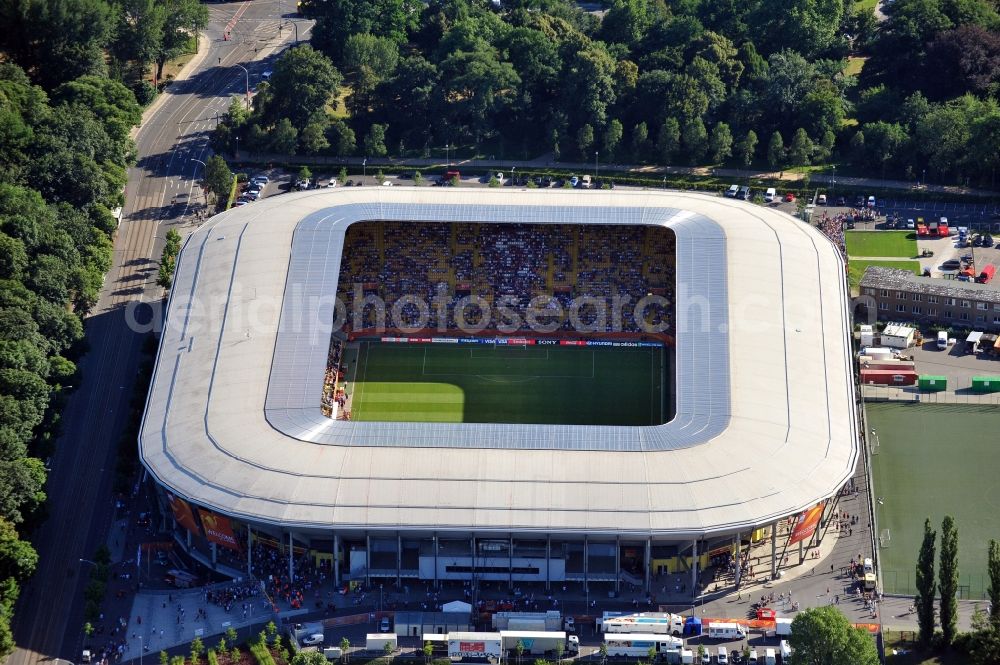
<box><xmin>862</xmin><ymin>385</ymin><xmax>1000</xmax><ymax>404</ymax></box>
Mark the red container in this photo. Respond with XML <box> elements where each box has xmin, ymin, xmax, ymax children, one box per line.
<box><xmin>861</xmin><ymin>369</ymin><xmax>917</xmax><ymax>385</ymax></box>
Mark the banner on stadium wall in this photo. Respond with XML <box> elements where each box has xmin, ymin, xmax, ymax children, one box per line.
<box><xmin>197</xmin><ymin>508</ymin><xmax>241</xmax><ymax>551</ymax></box>
<box><xmin>788</xmin><ymin>504</ymin><xmax>825</xmax><ymax>545</ymax></box>
<box><xmin>379</xmin><ymin>336</ymin><xmax>662</xmax><ymax>348</ymax></box>
<box><xmin>167</xmin><ymin>492</ymin><xmax>200</xmax><ymax>535</ymax></box>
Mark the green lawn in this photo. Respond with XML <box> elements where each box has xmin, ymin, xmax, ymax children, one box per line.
<box><xmin>349</xmin><ymin>342</ymin><xmax>669</xmax><ymax>426</ymax></box>
<box><xmin>868</xmin><ymin>402</ymin><xmax>1000</xmax><ymax>598</ymax></box>
<box><xmin>848</xmin><ymin>260</ymin><xmax>921</xmax><ymax>289</ymax></box>
<box><xmin>845</xmin><ymin>230</ymin><xmax>919</xmax><ymax>258</ymax></box>
<box><xmin>844</xmin><ymin>56</ymin><xmax>868</xmax><ymax>77</ymax></box>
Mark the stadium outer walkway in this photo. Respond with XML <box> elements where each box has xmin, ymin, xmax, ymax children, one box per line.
<box><xmin>862</xmin><ymin>385</ymin><xmax>1000</xmax><ymax>404</ymax></box>
<box><xmin>233</xmin><ymin>152</ymin><xmax>1000</xmax><ymax>198</ymax></box>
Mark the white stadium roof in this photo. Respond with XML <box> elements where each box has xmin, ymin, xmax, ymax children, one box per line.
<box><xmin>139</xmin><ymin>188</ymin><xmax>859</xmax><ymax>538</ymax></box>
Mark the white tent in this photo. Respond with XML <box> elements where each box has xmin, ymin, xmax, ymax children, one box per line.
<box><xmin>442</xmin><ymin>600</ymin><xmax>472</xmax><ymax>614</ymax></box>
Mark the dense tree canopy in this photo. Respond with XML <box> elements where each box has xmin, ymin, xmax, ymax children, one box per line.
<box><xmin>789</xmin><ymin>605</ymin><xmax>879</xmax><ymax>665</ymax></box>
<box><xmin>0</xmin><ymin>61</ymin><xmax>138</xmax><ymax>656</ymax></box>
<box><xmin>209</xmin><ymin>0</ymin><xmax>1000</xmax><ymax>182</ymax></box>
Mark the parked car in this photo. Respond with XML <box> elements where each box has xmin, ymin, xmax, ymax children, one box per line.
<box><xmin>764</xmin><ymin>187</ymin><xmax>777</xmax><ymax>202</ymax></box>
<box><xmin>294</xmin><ymin>178</ymin><xmax>310</xmax><ymax>190</ymax></box>
<box><xmin>836</xmin><ymin>196</ymin><xmax>846</xmax><ymax>206</ymax></box>
<box><xmin>379</xmin><ymin>617</ymin><xmax>391</xmax><ymax>632</ymax></box>
<box><xmin>985</xmin><ymin>235</ymin><xmax>995</xmax><ymax>247</ymax></box>
<box><xmin>817</xmin><ymin>193</ymin><xmax>826</xmax><ymax>205</ymax></box>
<box><xmin>725</xmin><ymin>184</ymin><xmax>739</xmax><ymax>198</ymax></box>
<box><xmin>325</xmin><ymin>179</ymin><xmax>337</xmax><ymax>188</ymax></box>
<box><xmin>569</xmin><ymin>176</ymin><xmax>579</xmax><ymax>187</ymax></box>
<box><xmin>785</xmin><ymin>192</ymin><xmax>797</xmax><ymax>202</ymax></box>
<box><xmin>737</xmin><ymin>185</ymin><xmax>751</xmax><ymax>200</ymax></box>
<box><xmin>942</xmin><ymin>259</ymin><xmax>962</xmax><ymax>270</ymax></box>
<box><xmin>250</xmin><ymin>175</ymin><xmax>269</xmax><ymax>187</ymax></box>
<box><xmin>867</xmin><ymin>195</ymin><xmax>876</xmax><ymax>207</ymax></box>
<box><xmin>301</xmin><ymin>634</ymin><xmax>324</xmax><ymax>646</ymax></box>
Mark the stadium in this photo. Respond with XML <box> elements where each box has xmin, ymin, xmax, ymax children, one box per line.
<box><xmin>139</xmin><ymin>187</ymin><xmax>859</xmax><ymax>598</ymax></box>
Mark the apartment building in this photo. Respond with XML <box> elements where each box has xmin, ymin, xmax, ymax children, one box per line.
<box><xmin>858</xmin><ymin>266</ymin><xmax>1000</xmax><ymax>329</ymax></box>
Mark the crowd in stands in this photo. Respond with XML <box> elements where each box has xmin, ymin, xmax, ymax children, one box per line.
<box><xmin>321</xmin><ymin>338</ymin><xmax>345</xmax><ymax>417</ymax></box>
<box><xmin>336</xmin><ymin>222</ymin><xmax>676</xmax><ymax>334</ymax></box>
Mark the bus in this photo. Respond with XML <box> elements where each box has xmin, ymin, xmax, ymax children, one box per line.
<box><xmin>602</xmin><ymin>634</ymin><xmax>683</xmax><ymax>658</ymax></box>
<box><xmin>602</xmin><ymin>614</ymin><xmax>685</xmax><ymax>637</ymax></box>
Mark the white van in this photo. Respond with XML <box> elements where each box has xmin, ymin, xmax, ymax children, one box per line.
<box><xmin>937</xmin><ymin>330</ymin><xmax>948</xmax><ymax>350</ymax></box>
<box><xmin>749</xmin><ymin>649</ymin><xmax>758</xmax><ymax>665</ymax></box>
<box><xmin>764</xmin><ymin>187</ymin><xmax>777</xmax><ymax>202</ymax></box>
<box><xmin>764</xmin><ymin>648</ymin><xmax>776</xmax><ymax>665</ymax></box>
<box><xmin>717</xmin><ymin>646</ymin><xmax>728</xmax><ymax>663</ymax></box>
<box><xmin>707</xmin><ymin>623</ymin><xmax>747</xmax><ymax>640</ymax></box>
<box><xmin>779</xmin><ymin>640</ymin><xmax>791</xmax><ymax>662</ymax></box>
<box><xmin>863</xmin><ymin>557</ymin><xmax>874</xmax><ymax>574</ymax></box>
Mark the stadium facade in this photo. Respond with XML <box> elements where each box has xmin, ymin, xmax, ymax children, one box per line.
<box><xmin>139</xmin><ymin>188</ymin><xmax>860</xmax><ymax>593</ymax></box>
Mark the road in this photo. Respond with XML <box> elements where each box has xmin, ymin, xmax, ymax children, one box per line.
<box><xmin>6</xmin><ymin>3</ymin><xmax>302</xmax><ymax>664</ymax></box>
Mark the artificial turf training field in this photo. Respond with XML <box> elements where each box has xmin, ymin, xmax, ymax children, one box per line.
<box><xmin>348</xmin><ymin>342</ymin><xmax>670</xmax><ymax>426</ymax></box>
<box><xmin>868</xmin><ymin>402</ymin><xmax>1000</xmax><ymax>598</ymax></box>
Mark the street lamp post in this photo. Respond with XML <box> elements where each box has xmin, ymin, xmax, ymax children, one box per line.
<box><xmin>595</xmin><ymin>151</ymin><xmax>599</xmax><ymax>181</ymax></box>
<box><xmin>511</xmin><ymin>166</ymin><xmax>516</xmax><ymax>185</ymax></box>
<box><xmin>363</xmin><ymin>158</ymin><xmax>367</xmax><ymax>181</ymax></box>
<box><xmin>235</xmin><ymin>63</ymin><xmax>250</xmax><ymax>111</ymax></box>
<box><xmin>191</xmin><ymin>159</ymin><xmax>208</xmax><ymax>211</ymax></box>
<box><xmin>139</xmin><ymin>636</ymin><xmax>143</xmax><ymax>665</ymax></box>
<box><xmin>446</xmin><ymin>144</ymin><xmax>451</xmax><ymax>167</ymax></box>
<box><xmin>832</xmin><ymin>165</ymin><xmax>836</xmax><ymax>194</ymax></box>
<box><xmin>235</xmin><ymin>136</ymin><xmax>240</xmax><ymax>159</ymax></box>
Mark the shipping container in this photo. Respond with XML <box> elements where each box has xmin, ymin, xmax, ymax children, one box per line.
<box><xmin>917</xmin><ymin>375</ymin><xmax>947</xmax><ymax>391</ymax></box>
<box><xmin>860</xmin><ymin>369</ymin><xmax>917</xmax><ymax>385</ymax></box>
<box><xmin>971</xmin><ymin>377</ymin><xmax>1000</xmax><ymax>393</ymax></box>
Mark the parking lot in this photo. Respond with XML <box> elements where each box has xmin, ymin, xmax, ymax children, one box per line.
<box><xmin>230</xmin><ymin>168</ymin><xmax>803</xmax><ymax>220</ymax></box>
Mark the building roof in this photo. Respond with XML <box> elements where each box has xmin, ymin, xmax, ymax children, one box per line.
<box><xmin>860</xmin><ymin>266</ymin><xmax>1000</xmax><ymax>304</ymax></box>
<box><xmin>139</xmin><ymin>189</ymin><xmax>859</xmax><ymax>539</ymax></box>
<box><xmin>882</xmin><ymin>324</ymin><xmax>915</xmax><ymax>337</ymax></box>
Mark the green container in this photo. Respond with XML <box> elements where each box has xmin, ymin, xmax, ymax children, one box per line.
<box><xmin>918</xmin><ymin>375</ymin><xmax>948</xmax><ymax>391</ymax></box>
<box><xmin>971</xmin><ymin>377</ymin><xmax>1000</xmax><ymax>393</ymax></box>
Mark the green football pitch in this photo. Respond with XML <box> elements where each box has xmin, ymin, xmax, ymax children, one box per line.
<box><xmin>868</xmin><ymin>402</ymin><xmax>1000</xmax><ymax>598</ymax></box>
<box><xmin>345</xmin><ymin>342</ymin><xmax>671</xmax><ymax>426</ymax></box>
